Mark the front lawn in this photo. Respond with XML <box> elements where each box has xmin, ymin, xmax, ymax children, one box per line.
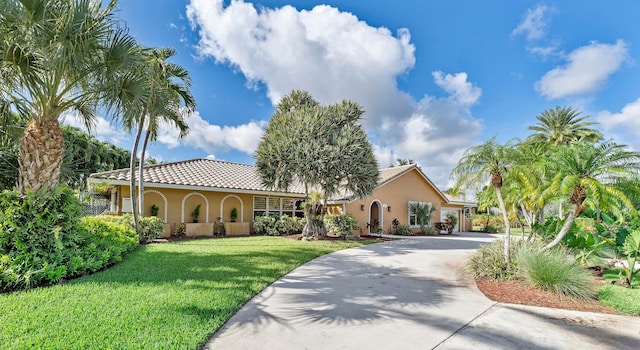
<box><xmin>598</xmin><ymin>269</ymin><xmax>640</xmax><ymax>316</ymax></box>
<box><xmin>0</xmin><ymin>236</ymin><xmax>374</xmax><ymax>349</ymax></box>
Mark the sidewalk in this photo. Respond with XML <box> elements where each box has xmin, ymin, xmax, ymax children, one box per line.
<box><xmin>203</xmin><ymin>232</ymin><xmax>640</xmax><ymax>349</ymax></box>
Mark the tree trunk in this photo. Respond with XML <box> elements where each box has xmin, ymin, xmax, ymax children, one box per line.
<box><xmin>541</xmin><ymin>204</ymin><xmax>578</xmax><ymax>251</ymax></box>
<box><xmin>130</xmin><ymin>119</ymin><xmax>144</xmax><ymax>233</ymax></box>
<box><xmin>495</xmin><ymin>187</ymin><xmax>511</xmax><ymax>267</ymax></box>
<box><xmin>302</xmin><ymin>215</ymin><xmax>325</xmax><ymax>241</ymax></box>
<box><xmin>138</xmin><ymin>129</ymin><xmax>151</xmax><ymax>216</ymax></box>
<box><xmin>17</xmin><ymin>118</ymin><xmax>65</xmax><ymax>194</ymax></box>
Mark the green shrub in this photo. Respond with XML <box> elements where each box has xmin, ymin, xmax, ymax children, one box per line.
<box><xmin>395</xmin><ymin>225</ymin><xmax>412</xmax><ymax>235</ymax></box>
<box><xmin>324</xmin><ymin>214</ymin><xmax>358</xmax><ymax>238</ymax></box>
<box><xmin>253</xmin><ymin>215</ymin><xmax>279</xmax><ymax>235</ymax></box>
<box><xmin>0</xmin><ymin>187</ymin><xmax>139</xmax><ymax>292</ymax></box>
<box><xmin>466</xmin><ymin>239</ymin><xmax>529</xmax><ymax>280</ymax></box>
<box><xmin>517</xmin><ymin>246</ymin><xmax>595</xmax><ymax>299</ymax></box>
<box><xmin>96</xmin><ymin>214</ymin><xmax>164</xmax><ymax>243</ymax></box>
<box><xmin>254</xmin><ymin>215</ymin><xmax>306</xmax><ymax>236</ymax></box>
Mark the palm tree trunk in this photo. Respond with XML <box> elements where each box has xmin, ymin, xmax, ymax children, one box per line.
<box><xmin>542</xmin><ymin>204</ymin><xmax>578</xmax><ymax>251</ymax></box>
<box><xmin>130</xmin><ymin>118</ymin><xmax>144</xmax><ymax>233</ymax></box>
<box><xmin>17</xmin><ymin>118</ymin><xmax>65</xmax><ymax>194</ymax></box>
<box><xmin>495</xmin><ymin>187</ymin><xmax>511</xmax><ymax>266</ymax></box>
<box><xmin>137</xmin><ymin>129</ymin><xmax>151</xmax><ymax>216</ymax></box>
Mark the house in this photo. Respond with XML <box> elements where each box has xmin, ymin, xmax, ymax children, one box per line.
<box><xmin>88</xmin><ymin>159</ymin><xmax>474</xmax><ymax>237</ymax></box>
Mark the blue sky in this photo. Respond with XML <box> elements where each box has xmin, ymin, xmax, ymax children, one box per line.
<box><xmin>72</xmin><ymin>1</ymin><xmax>640</xmax><ymax>188</ymax></box>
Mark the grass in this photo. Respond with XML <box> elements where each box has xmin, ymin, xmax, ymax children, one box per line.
<box><xmin>598</xmin><ymin>268</ymin><xmax>640</xmax><ymax>315</ymax></box>
<box><xmin>517</xmin><ymin>246</ymin><xmax>595</xmax><ymax>299</ymax></box>
<box><xmin>0</xmin><ymin>236</ymin><xmax>375</xmax><ymax>349</ymax></box>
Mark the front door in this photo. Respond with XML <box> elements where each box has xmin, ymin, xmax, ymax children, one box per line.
<box><xmin>369</xmin><ymin>202</ymin><xmax>380</xmax><ymax>234</ymax></box>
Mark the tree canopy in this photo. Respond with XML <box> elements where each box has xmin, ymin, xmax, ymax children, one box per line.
<box><xmin>255</xmin><ymin>90</ymin><xmax>379</xmax><ymax>240</ymax></box>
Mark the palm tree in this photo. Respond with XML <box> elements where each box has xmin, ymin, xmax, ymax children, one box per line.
<box><xmin>527</xmin><ymin>106</ymin><xmax>602</xmax><ymax>145</ymax></box>
<box><xmin>135</xmin><ymin>48</ymin><xmax>194</xmax><ymax>217</ymax></box>
<box><xmin>0</xmin><ymin>0</ymin><xmax>139</xmax><ymax>194</ymax></box>
<box><xmin>541</xmin><ymin>141</ymin><xmax>640</xmax><ymax>250</ymax></box>
<box><xmin>451</xmin><ymin>138</ymin><xmax>515</xmax><ymax>265</ymax></box>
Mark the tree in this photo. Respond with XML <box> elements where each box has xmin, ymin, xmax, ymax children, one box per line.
<box><xmin>541</xmin><ymin>141</ymin><xmax>640</xmax><ymax>250</ymax></box>
<box><xmin>135</xmin><ymin>48</ymin><xmax>194</xmax><ymax>217</ymax></box>
<box><xmin>451</xmin><ymin>138</ymin><xmax>515</xmax><ymax>265</ymax></box>
<box><xmin>527</xmin><ymin>106</ymin><xmax>602</xmax><ymax>145</ymax></box>
<box><xmin>255</xmin><ymin>90</ymin><xmax>379</xmax><ymax>240</ymax></box>
<box><xmin>0</xmin><ymin>0</ymin><xmax>139</xmax><ymax>194</ymax></box>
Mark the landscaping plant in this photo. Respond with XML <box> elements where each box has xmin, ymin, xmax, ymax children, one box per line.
<box><xmin>620</xmin><ymin>229</ymin><xmax>640</xmax><ymax>287</ymax></box>
<box><xmin>324</xmin><ymin>214</ymin><xmax>359</xmax><ymax>239</ymax></box>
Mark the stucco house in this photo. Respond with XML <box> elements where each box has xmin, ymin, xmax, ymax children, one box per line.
<box><xmin>88</xmin><ymin>158</ymin><xmax>474</xmax><ymax>237</ymax></box>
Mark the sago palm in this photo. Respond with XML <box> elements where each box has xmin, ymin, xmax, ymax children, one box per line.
<box><xmin>0</xmin><ymin>0</ymin><xmax>139</xmax><ymax>194</ymax></box>
<box><xmin>542</xmin><ymin>141</ymin><xmax>640</xmax><ymax>250</ymax></box>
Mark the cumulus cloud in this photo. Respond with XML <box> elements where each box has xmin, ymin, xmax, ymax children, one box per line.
<box><xmin>535</xmin><ymin>40</ymin><xmax>629</xmax><ymax>99</ymax></box>
<box><xmin>157</xmin><ymin>111</ymin><xmax>266</xmax><ymax>155</ymax></box>
<box><xmin>185</xmin><ymin>0</ymin><xmax>483</xmax><ymax>187</ymax></box>
<box><xmin>512</xmin><ymin>5</ymin><xmax>554</xmax><ymax>41</ymax></box>
<box><xmin>597</xmin><ymin>97</ymin><xmax>640</xmax><ymax>150</ymax></box>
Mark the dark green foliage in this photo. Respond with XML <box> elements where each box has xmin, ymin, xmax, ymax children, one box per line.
<box><xmin>395</xmin><ymin>225</ymin><xmax>412</xmax><ymax>236</ymax></box>
<box><xmin>0</xmin><ymin>187</ymin><xmax>138</xmax><ymax>291</ymax></box>
<box><xmin>98</xmin><ymin>214</ymin><xmax>165</xmax><ymax>243</ymax></box>
<box><xmin>517</xmin><ymin>246</ymin><xmax>595</xmax><ymax>299</ymax></box>
<box><xmin>324</xmin><ymin>214</ymin><xmax>359</xmax><ymax>238</ymax></box>
<box><xmin>253</xmin><ymin>215</ymin><xmax>305</xmax><ymax>236</ymax></box>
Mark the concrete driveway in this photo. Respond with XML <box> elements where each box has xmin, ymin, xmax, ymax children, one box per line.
<box><xmin>203</xmin><ymin>232</ymin><xmax>640</xmax><ymax>349</ymax></box>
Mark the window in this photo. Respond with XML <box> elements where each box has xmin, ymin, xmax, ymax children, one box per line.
<box><xmin>254</xmin><ymin>196</ymin><xmax>305</xmax><ymax>219</ymax></box>
<box><xmin>408</xmin><ymin>201</ymin><xmax>433</xmax><ymax>227</ymax></box>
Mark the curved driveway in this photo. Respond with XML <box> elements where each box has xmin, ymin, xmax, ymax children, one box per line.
<box><xmin>204</xmin><ymin>232</ymin><xmax>640</xmax><ymax>349</ymax></box>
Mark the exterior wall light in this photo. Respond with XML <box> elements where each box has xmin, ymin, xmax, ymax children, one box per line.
<box><xmin>360</xmin><ymin>204</ymin><xmax>365</xmax><ymax>211</ymax></box>
<box><xmin>387</xmin><ymin>206</ymin><xmax>392</xmax><ymax>212</ymax></box>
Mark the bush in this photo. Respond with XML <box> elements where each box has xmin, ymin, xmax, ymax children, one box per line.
<box><xmin>253</xmin><ymin>215</ymin><xmax>305</xmax><ymax>236</ymax></box>
<box><xmin>0</xmin><ymin>187</ymin><xmax>139</xmax><ymax>292</ymax></box>
<box><xmin>97</xmin><ymin>214</ymin><xmax>165</xmax><ymax>243</ymax></box>
<box><xmin>467</xmin><ymin>239</ymin><xmax>529</xmax><ymax>280</ymax></box>
<box><xmin>517</xmin><ymin>246</ymin><xmax>595</xmax><ymax>299</ymax></box>
<box><xmin>324</xmin><ymin>214</ymin><xmax>359</xmax><ymax>238</ymax></box>
<box><xmin>424</xmin><ymin>227</ymin><xmax>439</xmax><ymax>236</ymax></box>
<box><xmin>395</xmin><ymin>225</ymin><xmax>412</xmax><ymax>235</ymax></box>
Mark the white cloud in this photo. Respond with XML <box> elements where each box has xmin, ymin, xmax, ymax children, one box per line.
<box><xmin>597</xmin><ymin>97</ymin><xmax>640</xmax><ymax>150</ymax></box>
<box><xmin>535</xmin><ymin>40</ymin><xmax>629</xmax><ymax>99</ymax></box>
<box><xmin>186</xmin><ymin>0</ymin><xmax>483</xmax><ymax>188</ymax></box>
<box><xmin>157</xmin><ymin>111</ymin><xmax>266</xmax><ymax>155</ymax></box>
<box><xmin>527</xmin><ymin>45</ymin><xmax>563</xmax><ymax>60</ymax></box>
<box><xmin>512</xmin><ymin>5</ymin><xmax>553</xmax><ymax>41</ymax></box>
<box><xmin>432</xmin><ymin>71</ymin><xmax>481</xmax><ymax>106</ymax></box>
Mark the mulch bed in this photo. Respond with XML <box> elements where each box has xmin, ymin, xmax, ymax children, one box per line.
<box><xmin>475</xmin><ymin>278</ymin><xmax>620</xmax><ymax>314</ymax></box>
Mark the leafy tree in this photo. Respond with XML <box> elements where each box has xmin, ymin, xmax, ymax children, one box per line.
<box><xmin>527</xmin><ymin>106</ymin><xmax>602</xmax><ymax>145</ymax></box>
<box><xmin>451</xmin><ymin>138</ymin><xmax>515</xmax><ymax>265</ymax></box>
<box><xmin>410</xmin><ymin>202</ymin><xmax>436</xmax><ymax>232</ymax></box>
<box><xmin>0</xmin><ymin>0</ymin><xmax>140</xmax><ymax>194</ymax></box>
<box><xmin>255</xmin><ymin>90</ymin><xmax>379</xmax><ymax>240</ymax></box>
<box><xmin>541</xmin><ymin>141</ymin><xmax>640</xmax><ymax>250</ymax></box>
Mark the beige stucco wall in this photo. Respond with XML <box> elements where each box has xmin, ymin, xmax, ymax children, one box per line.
<box><xmin>115</xmin><ymin>185</ymin><xmax>302</xmax><ymax>236</ymax></box>
<box><xmin>345</xmin><ymin>169</ymin><xmax>451</xmax><ymax>234</ymax></box>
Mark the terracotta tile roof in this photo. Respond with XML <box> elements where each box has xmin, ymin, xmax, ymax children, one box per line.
<box><xmin>89</xmin><ymin>158</ymin><xmax>306</xmax><ymax>195</ymax></box>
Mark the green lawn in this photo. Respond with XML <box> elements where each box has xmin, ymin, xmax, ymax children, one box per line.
<box><xmin>472</xmin><ymin>226</ymin><xmax>531</xmax><ymax>236</ymax></box>
<box><xmin>0</xmin><ymin>236</ymin><xmax>374</xmax><ymax>349</ymax></box>
<box><xmin>598</xmin><ymin>268</ymin><xmax>640</xmax><ymax>316</ymax></box>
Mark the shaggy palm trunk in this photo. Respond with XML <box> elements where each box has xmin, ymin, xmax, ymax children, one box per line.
<box><xmin>495</xmin><ymin>187</ymin><xmax>511</xmax><ymax>267</ymax></box>
<box><xmin>17</xmin><ymin>118</ymin><xmax>65</xmax><ymax>194</ymax></box>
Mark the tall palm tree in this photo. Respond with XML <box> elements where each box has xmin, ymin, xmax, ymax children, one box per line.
<box><xmin>451</xmin><ymin>138</ymin><xmax>515</xmax><ymax>265</ymax></box>
<box><xmin>527</xmin><ymin>106</ymin><xmax>603</xmax><ymax>145</ymax></box>
<box><xmin>0</xmin><ymin>0</ymin><xmax>139</xmax><ymax>194</ymax></box>
<box><xmin>542</xmin><ymin>141</ymin><xmax>640</xmax><ymax>250</ymax></box>
<box><xmin>136</xmin><ymin>48</ymin><xmax>194</xmax><ymax>217</ymax></box>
